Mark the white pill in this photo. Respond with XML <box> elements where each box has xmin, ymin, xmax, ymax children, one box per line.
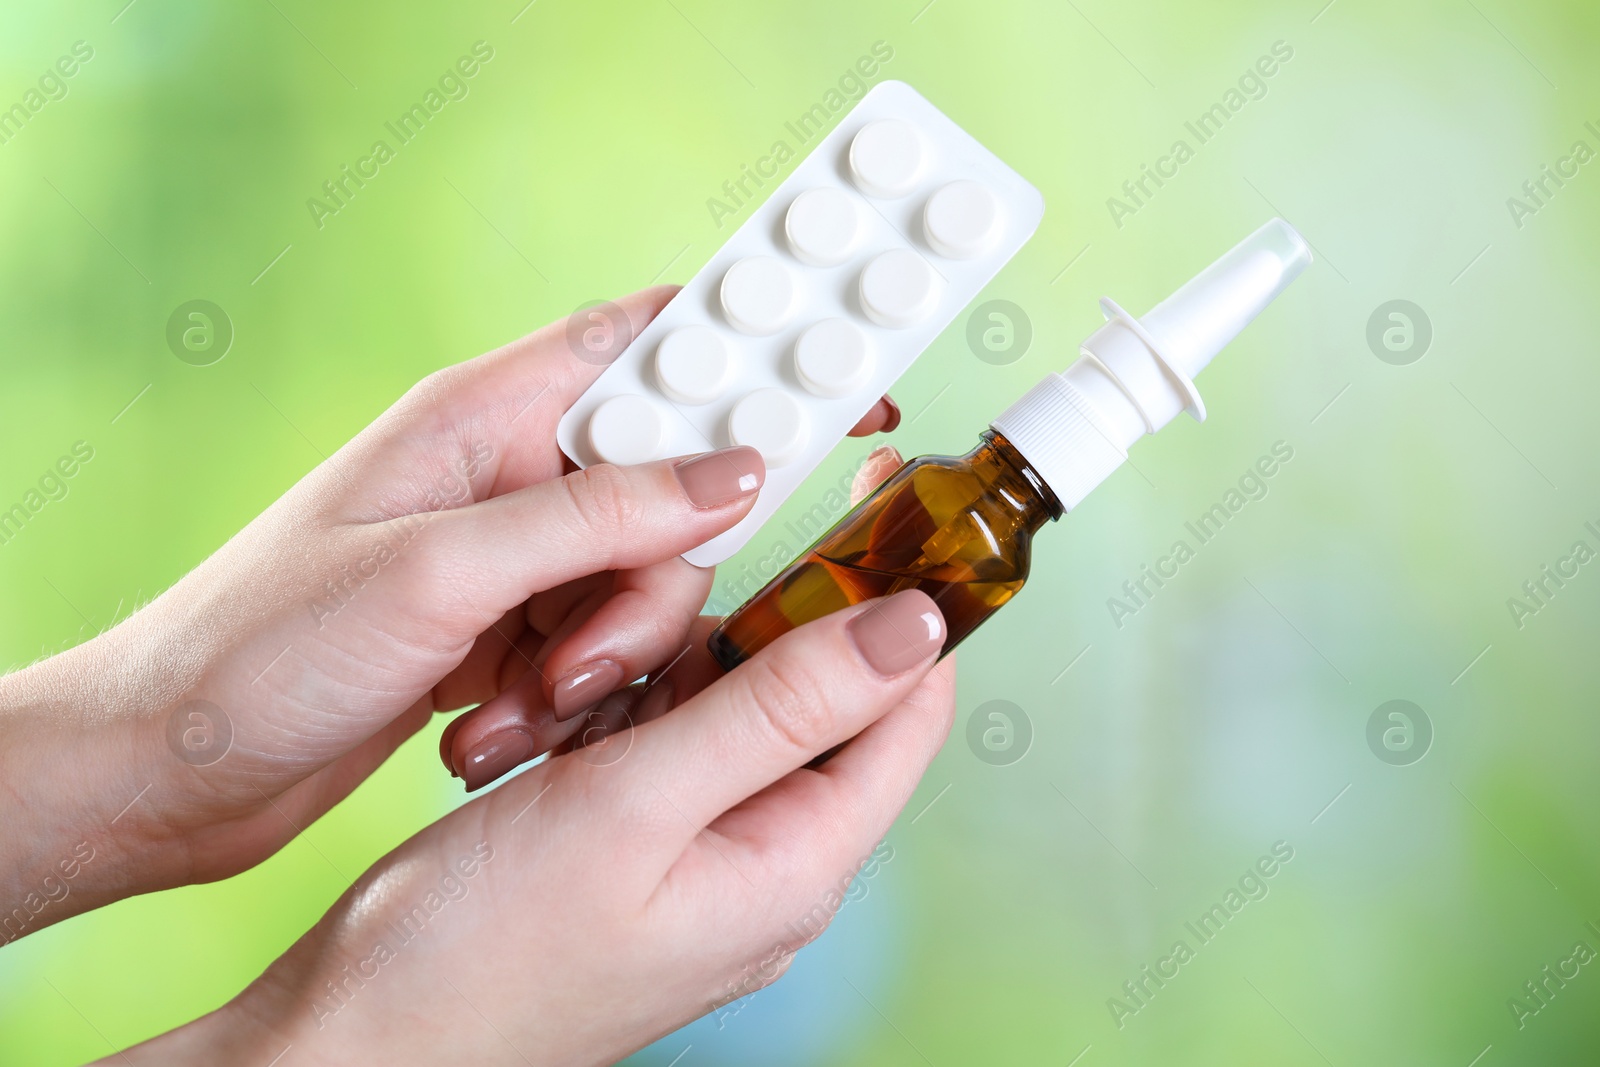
<box><xmin>728</xmin><ymin>388</ymin><xmax>808</xmax><ymax>466</ymax></box>
<box><xmin>859</xmin><ymin>248</ymin><xmax>943</xmax><ymax>328</ymax></box>
<box><xmin>655</xmin><ymin>325</ymin><xmax>733</xmax><ymax>405</ymax></box>
<box><xmin>587</xmin><ymin>393</ymin><xmax>665</xmax><ymax>466</ymax></box>
<box><xmin>923</xmin><ymin>179</ymin><xmax>1001</xmax><ymax>259</ymax></box>
<box><xmin>848</xmin><ymin>119</ymin><xmax>925</xmax><ymax>199</ymax></box>
<box><xmin>794</xmin><ymin>318</ymin><xmax>874</xmax><ymax>398</ymax></box>
<box><xmin>720</xmin><ymin>255</ymin><xmax>797</xmax><ymax>335</ymax></box>
<box><xmin>785</xmin><ymin>188</ymin><xmax>861</xmax><ymax>267</ymax></box>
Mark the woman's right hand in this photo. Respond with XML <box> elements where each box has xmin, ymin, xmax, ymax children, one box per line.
<box><xmin>121</xmin><ymin>591</ymin><xmax>955</xmax><ymax>1067</ymax></box>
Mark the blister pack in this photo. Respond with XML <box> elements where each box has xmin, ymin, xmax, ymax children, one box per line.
<box><xmin>556</xmin><ymin>80</ymin><xmax>1044</xmax><ymax>566</ymax></box>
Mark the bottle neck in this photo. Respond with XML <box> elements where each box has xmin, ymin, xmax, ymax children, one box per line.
<box><xmin>989</xmin><ymin>372</ymin><xmax>1130</xmax><ymax>512</ymax></box>
<box><xmin>974</xmin><ymin>429</ymin><xmax>1064</xmax><ymax>529</ymax></box>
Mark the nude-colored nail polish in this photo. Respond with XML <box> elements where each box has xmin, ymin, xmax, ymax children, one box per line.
<box><xmin>845</xmin><ymin>590</ymin><xmax>945</xmax><ymax>675</ymax></box>
<box><xmin>674</xmin><ymin>446</ymin><xmax>765</xmax><ymax>508</ymax></box>
<box><xmin>440</xmin><ymin>716</ymin><xmax>464</xmax><ymax>778</ymax></box>
<box><xmin>461</xmin><ymin>730</ymin><xmax>537</xmax><ymax>791</ymax></box>
<box><xmin>551</xmin><ymin>660</ymin><xmax>625</xmax><ymax>721</ymax></box>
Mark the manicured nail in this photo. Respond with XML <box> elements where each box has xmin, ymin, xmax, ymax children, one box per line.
<box><xmin>846</xmin><ymin>590</ymin><xmax>945</xmax><ymax>675</ymax></box>
<box><xmin>674</xmin><ymin>446</ymin><xmax>765</xmax><ymax>508</ymax></box>
<box><xmin>879</xmin><ymin>395</ymin><xmax>902</xmax><ymax>433</ymax></box>
<box><xmin>461</xmin><ymin>729</ymin><xmax>537</xmax><ymax>791</ymax></box>
<box><xmin>439</xmin><ymin>716</ymin><xmax>464</xmax><ymax>778</ymax></box>
<box><xmin>551</xmin><ymin>659</ymin><xmax>625</xmax><ymax>721</ymax></box>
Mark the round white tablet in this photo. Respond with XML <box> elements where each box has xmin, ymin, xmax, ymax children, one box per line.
<box><xmin>587</xmin><ymin>394</ymin><xmax>665</xmax><ymax>466</ymax></box>
<box><xmin>654</xmin><ymin>325</ymin><xmax>733</xmax><ymax>405</ymax></box>
<box><xmin>720</xmin><ymin>255</ymin><xmax>797</xmax><ymax>335</ymax></box>
<box><xmin>728</xmin><ymin>388</ymin><xmax>808</xmax><ymax>466</ymax></box>
<box><xmin>923</xmin><ymin>179</ymin><xmax>1001</xmax><ymax>259</ymax></box>
<box><xmin>859</xmin><ymin>248</ymin><xmax>942</xmax><ymax>328</ymax></box>
<box><xmin>848</xmin><ymin>119</ymin><xmax>925</xmax><ymax>199</ymax></box>
<box><xmin>785</xmin><ymin>188</ymin><xmax>861</xmax><ymax>267</ymax></box>
<box><xmin>794</xmin><ymin>318</ymin><xmax>873</xmax><ymax>398</ymax></box>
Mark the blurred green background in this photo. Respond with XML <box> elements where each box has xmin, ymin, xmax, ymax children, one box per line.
<box><xmin>4</xmin><ymin>0</ymin><xmax>1600</xmax><ymax>1063</ymax></box>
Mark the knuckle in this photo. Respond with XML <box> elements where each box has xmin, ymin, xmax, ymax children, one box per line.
<box><xmin>737</xmin><ymin>655</ymin><xmax>833</xmax><ymax>755</ymax></box>
<box><xmin>780</xmin><ymin>896</ymin><xmax>837</xmax><ymax>949</ymax></box>
<box><xmin>396</xmin><ymin>366</ymin><xmax>465</xmax><ymax>417</ymax></box>
<box><xmin>748</xmin><ymin>945</ymin><xmax>797</xmax><ymax>991</ymax></box>
<box><xmin>765</xmin><ymin>950</ymin><xmax>797</xmax><ymax>984</ymax></box>
<box><xmin>563</xmin><ymin>463</ymin><xmax>645</xmax><ymax>535</ymax></box>
<box><xmin>712</xmin><ymin>943</ymin><xmax>796</xmax><ymax>1012</ymax></box>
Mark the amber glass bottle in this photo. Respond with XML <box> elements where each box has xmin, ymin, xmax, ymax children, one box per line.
<box><xmin>707</xmin><ymin>430</ymin><xmax>1061</xmax><ymax>670</ymax></box>
<box><xmin>705</xmin><ymin>220</ymin><xmax>1313</xmax><ymax>671</ymax></box>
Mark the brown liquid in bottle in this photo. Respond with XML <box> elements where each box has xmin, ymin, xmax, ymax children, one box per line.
<box><xmin>708</xmin><ymin>430</ymin><xmax>1062</xmax><ymax>670</ymax></box>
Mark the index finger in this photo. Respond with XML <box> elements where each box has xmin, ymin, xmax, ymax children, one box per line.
<box><xmin>432</xmin><ymin>286</ymin><xmax>683</xmax><ymax>492</ymax></box>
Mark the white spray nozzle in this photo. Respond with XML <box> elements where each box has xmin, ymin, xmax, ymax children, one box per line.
<box><xmin>990</xmin><ymin>219</ymin><xmax>1311</xmax><ymax>511</ymax></box>
<box><xmin>1082</xmin><ymin>217</ymin><xmax>1311</xmax><ymax>430</ymax></box>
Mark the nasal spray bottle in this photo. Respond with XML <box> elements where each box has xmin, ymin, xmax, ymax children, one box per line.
<box><xmin>708</xmin><ymin>219</ymin><xmax>1313</xmax><ymax>669</ymax></box>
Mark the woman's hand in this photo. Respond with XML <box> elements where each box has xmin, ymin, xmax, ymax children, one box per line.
<box><xmin>121</xmin><ymin>592</ymin><xmax>955</xmax><ymax>1067</ymax></box>
<box><xmin>0</xmin><ymin>286</ymin><xmax>902</xmax><ymax>929</ymax></box>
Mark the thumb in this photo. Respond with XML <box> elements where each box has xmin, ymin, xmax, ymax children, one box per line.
<box><xmin>404</xmin><ymin>445</ymin><xmax>766</xmax><ymax>619</ymax></box>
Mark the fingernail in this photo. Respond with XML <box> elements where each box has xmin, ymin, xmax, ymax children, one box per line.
<box><xmin>866</xmin><ymin>444</ymin><xmax>900</xmax><ymax>465</ymax></box>
<box><xmin>439</xmin><ymin>715</ymin><xmax>465</xmax><ymax>778</ymax></box>
<box><xmin>851</xmin><ymin>446</ymin><xmax>903</xmax><ymax>504</ymax></box>
<box><xmin>674</xmin><ymin>446</ymin><xmax>765</xmax><ymax>508</ymax></box>
<box><xmin>846</xmin><ymin>590</ymin><xmax>945</xmax><ymax>676</ymax></box>
<box><xmin>551</xmin><ymin>659</ymin><xmax>626</xmax><ymax>721</ymax></box>
<box><xmin>879</xmin><ymin>396</ymin><xmax>902</xmax><ymax>433</ymax></box>
<box><xmin>461</xmin><ymin>729</ymin><xmax>537</xmax><ymax>792</ymax></box>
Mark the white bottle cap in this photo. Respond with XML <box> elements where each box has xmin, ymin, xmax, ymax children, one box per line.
<box><xmin>991</xmin><ymin>218</ymin><xmax>1311</xmax><ymax>511</ymax></box>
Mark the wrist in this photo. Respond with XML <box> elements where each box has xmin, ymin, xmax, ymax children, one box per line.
<box><xmin>93</xmin><ymin>983</ymin><xmax>301</xmax><ymax>1066</ymax></box>
<box><xmin>0</xmin><ymin>612</ymin><xmax>196</xmax><ymax>936</ymax></box>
